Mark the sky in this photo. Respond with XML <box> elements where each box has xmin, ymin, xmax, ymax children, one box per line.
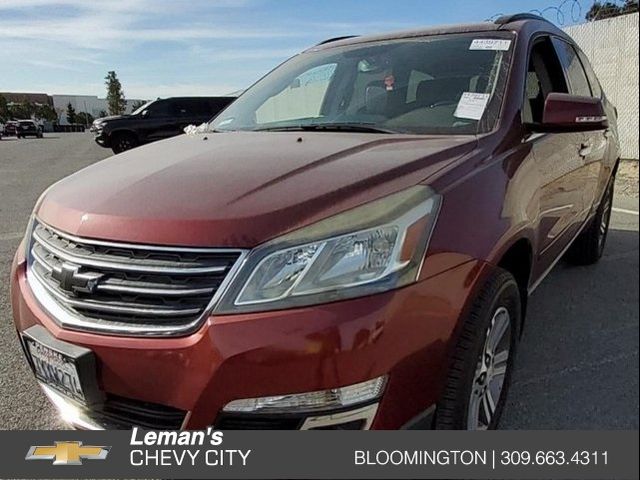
<box><xmin>0</xmin><ymin>0</ymin><xmax>591</xmax><ymax>99</ymax></box>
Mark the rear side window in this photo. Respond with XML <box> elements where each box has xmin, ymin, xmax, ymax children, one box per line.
<box><xmin>576</xmin><ymin>49</ymin><xmax>602</xmax><ymax>98</ymax></box>
<box><xmin>552</xmin><ymin>38</ymin><xmax>592</xmax><ymax>97</ymax></box>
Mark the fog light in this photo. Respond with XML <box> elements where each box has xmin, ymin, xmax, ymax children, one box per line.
<box><xmin>223</xmin><ymin>376</ymin><xmax>386</xmax><ymax>413</ymax></box>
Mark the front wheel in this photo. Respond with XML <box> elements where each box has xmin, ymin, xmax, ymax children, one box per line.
<box><xmin>111</xmin><ymin>132</ymin><xmax>138</xmax><ymax>154</ymax></box>
<box><xmin>435</xmin><ymin>269</ymin><xmax>521</xmax><ymax>430</ymax></box>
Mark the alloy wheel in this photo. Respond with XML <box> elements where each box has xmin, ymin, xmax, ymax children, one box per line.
<box><xmin>467</xmin><ymin>306</ymin><xmax>511</xmax><ymax>430</ymax></box>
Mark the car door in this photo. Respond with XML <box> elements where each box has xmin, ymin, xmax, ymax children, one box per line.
<box><xmin>551</xmin><ymin>38</ymin><xmax>606</xmax><ymax>218</ymax></box>
<box><xmin>141</xmin><ymin>99</ymin><xmax>177</xmax><ymax>142</ymax></box>
<box><xmin>522</xmin><ymin>36</ymin><xmax>588</xmax><ymax>280</ymax></box>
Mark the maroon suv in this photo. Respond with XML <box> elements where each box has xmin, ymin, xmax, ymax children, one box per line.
<box><xmin>11</xmin><ymin>14</ymin><xmax>619</xmax><ymax>430</ymax></box>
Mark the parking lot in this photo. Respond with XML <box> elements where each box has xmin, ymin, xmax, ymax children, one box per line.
<box><xmin>0</xmin><ymin>133</ymin><xmax>638</xmax><ymax>430</ymax></box>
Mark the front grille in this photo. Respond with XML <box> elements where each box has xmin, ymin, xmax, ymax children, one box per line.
<box><xmin>215</xmin><ymin>413</ymin><xmax>304</xmax><ymax>430</ymax></box>
<box><xmin>83</xmin><ymin>394</ymin><xmax>186</xmax><ymax>430</ymax></box>
<box><xmin>27</xmin><ymin>220</ymin><xmax>244</xmax><ymax>336</ymax></box>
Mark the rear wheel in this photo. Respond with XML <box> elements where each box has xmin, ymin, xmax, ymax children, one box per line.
<box><xmin>111</xmin><ymin>132</ymin><xmax>138</xmax><ymax>154</ymax></box>
<box><xmin>435</xmin><ymin>269</ymin><xmax>521</xmax><ymax>430</ymax></box>
<box><xmin>566</xmin><ymin>175</ymin><xmax>615</xmax><ymax>265</ymax></box>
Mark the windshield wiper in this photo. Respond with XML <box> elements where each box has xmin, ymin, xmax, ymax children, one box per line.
<box><xmin>253</xmin><ymin>123</ymin><xmax>399</xmax><ymax>134</ymax></box>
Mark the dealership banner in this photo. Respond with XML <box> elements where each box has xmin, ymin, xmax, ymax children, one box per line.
<box><xmin>1</xmin><ymin>429</ymin><xmax>637</xmax><ymax>479</ymax></box>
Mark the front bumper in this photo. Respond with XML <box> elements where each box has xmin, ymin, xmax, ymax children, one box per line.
<box><xmin>92</xmin><ymin>130</ymin><xmax>109</xmax><ymax>147</ymax></box>
<box><xmin>11</xmin><ymin>248</ymin><xmax>487</xmax><ymax>430</ymax></box>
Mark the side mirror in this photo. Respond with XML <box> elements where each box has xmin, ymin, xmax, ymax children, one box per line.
<box><xmin>530</xmin><ymin>92</ymin><xmax>608</xmax><ymax>133</ymax></box>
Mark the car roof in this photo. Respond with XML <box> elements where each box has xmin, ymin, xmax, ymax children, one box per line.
<box><xmin>307</xmin><ymin>13</ymin><xmax>569</xmax><ymax>52</ymax></box>
<box><xmin>158</xmin><ymin>96</ymin><xmax>235</xmax><ymax>101</ymax></box>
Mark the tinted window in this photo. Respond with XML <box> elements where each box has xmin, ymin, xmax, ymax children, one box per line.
<box><xmin>576</xmin><ymin>49</ymin><xmax>602</xmax><ymax>98</ymax></box>
<box><xmin>146</xmin><ymin>100</ymin><xmax>170</xmax><ymax>116</ymax></box>
<box><xmin>209</xmin><ymin>98</ymin><xmax>234</xmax><ymax>115</ymax></box>
<box><xmin>552</xmin><ymin>38</ymin><xmax>592</xmax><ymax>97</ymax></box>
<box><xmin>170</xmin><ymin>99</ymin><xmax>208</xmax><ymax>116</ymax></box>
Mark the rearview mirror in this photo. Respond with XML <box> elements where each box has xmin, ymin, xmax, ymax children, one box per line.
<box><xmin>529</xmin><ymin>92</ymin><xmax>608</xmax><ymax>133</ymax></box>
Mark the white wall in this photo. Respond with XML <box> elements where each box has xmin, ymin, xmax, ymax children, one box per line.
<box><xmin>51</xmin><ymin>95</ymin><xmax>146</xmax><ymax>124</ymax></box>
<box><xmin>565</xmin><ymin>13</ymin><xmax>639</xmax><ymax>160</ymax></box>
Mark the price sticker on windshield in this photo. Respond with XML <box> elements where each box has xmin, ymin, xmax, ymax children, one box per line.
<box><xmin>454</xmin><ymin>92</ymin><xmax>491</xmax><ymax>120</ymax></box>
<box><xmin>470</xmin><ymin>39</ymin><xmax>512</xmax><ymax>51</ymax></box>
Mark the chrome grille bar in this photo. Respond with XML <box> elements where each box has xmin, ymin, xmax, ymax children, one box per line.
<box><xmin>31</xmin><ymin>266</ymin><xmax>202</xmax><ymax>318</ymax></box>
<box><xmin>26</xmin><ymin>220</ymin><xmax>247</xmax><ymax>336</ymax></box>
<box><xmin>33</xmin><ymin>227</ymin><xmax>228</xmax><ymax>275</ymax></box>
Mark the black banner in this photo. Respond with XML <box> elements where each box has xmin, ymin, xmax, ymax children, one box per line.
<box><xmin>1</xmin><ymin>429</ymin><xmax>638</xmax><ymax>479</ymax></box>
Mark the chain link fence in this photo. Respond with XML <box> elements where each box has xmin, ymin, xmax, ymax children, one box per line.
<box><xmin>564</xmin><ymin>12</ymin><xmax>639</xmax><ymax>160</ymax></box>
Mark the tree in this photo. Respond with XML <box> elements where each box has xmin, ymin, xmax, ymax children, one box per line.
<box><xmin>33</xmin><ymin>104</ymin><xmax>57</xmax><ymax>122</ymax></box>
<box><xmin>9</xmin><ymin>102</ymin><xmax>36</xmax><ymax>119</ymax></box>
<box><xmin>66</xmin><ymin>102</ymin><xmax>77</xmax><ymax>124</ymax></box>
<box><xmin>98</xmin><ymin>109</ymin><xmax>108</xmax><ymax>118</ymax></box>
<box><xmin>105</xmin><ymin>71</ymin><xmax>127</xmax><ymax>115</ymax></box>
<box><xmin>586</xmin><ymin>0</ymin><xmax>638</xmax><ymax>20</ymax></box>
<box><xmin>76</xmin><ymin>112</ymin><xmax>95</xmax><ymax>125</ymax></box>
<box><xmin>0</xmin><ymin>94</ymin><xmax>8</xmax><ymax>120</ymax></box>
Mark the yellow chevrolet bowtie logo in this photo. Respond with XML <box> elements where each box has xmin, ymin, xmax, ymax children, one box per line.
<box><xmin>26</xmin><ymin>441</ymin><xmax>110</xmax><ymax>465</ymax></box>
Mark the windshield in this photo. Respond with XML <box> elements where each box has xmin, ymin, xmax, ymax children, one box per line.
<box><xmin>132</xmin><ymin>100</ymin><xmax>155</xmax><ymax>116</ymax></box>
<box><xmin>211</xmin><ymin>32</ymin><xmax>514</xmax><ymax>135</ymax></box>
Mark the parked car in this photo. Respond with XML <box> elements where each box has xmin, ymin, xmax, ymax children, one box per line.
<box><xmin>12</xmin><ymin>14</ymin><xmax>619</xmax><ymax>431</ymax></box>
<box><xmin>3</xmin><ymin>120</ymin><xmax>18</xmax><ymax>136</ymax></box>
<box><xmin>91</xmin><ymin>96</ymin><xmax>236</xmax><ymax>153</ymax></box>
<box><xmin>16</xmin><ymin>120</ymin><xmax>43</xmax><ymax>138</ymax></box>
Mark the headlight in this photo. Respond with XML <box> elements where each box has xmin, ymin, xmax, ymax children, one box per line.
<box><xmin>223</xmin><ymin>376</ymin><xmax>387</xmax><ymax>413</ymax></box>
<box><xmin>215</xmin><ymin>185</ymin><xmax>441</xmax><ymax>313</ymax></box>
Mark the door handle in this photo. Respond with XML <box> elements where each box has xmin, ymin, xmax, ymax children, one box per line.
<box><xmin>579</xmin><ymin>143</ymin><xmax>592</xmax><ymax>157</ymax></box>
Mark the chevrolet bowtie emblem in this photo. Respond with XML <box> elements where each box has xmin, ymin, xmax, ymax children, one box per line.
<box><xmin>26</xmin><ymin>441</ymin><xmax>110</xmax><ymax>465</ymax></box>
<box><xmin>51</xmin><ymin>262</ymin><xmax>103</xmax><ymax>294</ymax></box>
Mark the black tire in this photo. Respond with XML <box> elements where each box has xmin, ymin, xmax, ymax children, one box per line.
<box><xmin>435</xmin><ymin>269</ymin><xmax>521</xmax><ymax>430</ymax></box>
<box><xmin>111</xmin><ymin>132</ymin><xmax>138</xmax><ymax>154</ymax></box>
<box><xmin>565</xmin><ymin>175</ymin><xmax>615</xmax><ymax>266</ymax></box>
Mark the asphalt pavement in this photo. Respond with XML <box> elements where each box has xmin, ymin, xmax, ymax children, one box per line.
<box><xmin>0</xmin><ymin>133</ymin><xmax>638</xmax><ymax>429</ymax></box>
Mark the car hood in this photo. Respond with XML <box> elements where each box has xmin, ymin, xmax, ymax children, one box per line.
<box><xmin>37</xmin><ymin>132</ymin><xmax>476</xmax><ymax>247</ymax></box>
<box><xmin>95</xmin><ymin>115</ymin><xmax>131</xmax><ymax>124</ymax></box>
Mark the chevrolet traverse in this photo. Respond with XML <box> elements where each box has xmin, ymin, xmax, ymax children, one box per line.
<box><xmin>12</xmin><ymin>14</ymin><xmax>619</xmax><ymax>430</ymax></box>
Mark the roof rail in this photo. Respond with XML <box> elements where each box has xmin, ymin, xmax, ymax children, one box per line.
<box><xmin>316</xmin><ymin>35</ymin><xmax>359</xmax><ymax>46</ymax></box>
<box><xmin>494</xmin><ymin>13</ymin><xmax>551</xmax><ymax>25</ymax></box>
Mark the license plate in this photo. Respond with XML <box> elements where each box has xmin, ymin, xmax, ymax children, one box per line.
<box><xmin>25</xmin><ymin>337</ymin><xmax>86</xmax><ymax>402</ymax></box>
<box><xmin>22</xmin><ymin>325</ymin><xmax>102</xmax><ymax>406</ymax></box>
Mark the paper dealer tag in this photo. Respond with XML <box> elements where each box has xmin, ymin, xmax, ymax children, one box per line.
<box><xmin>454</xmin><ymin>92</ymin><xmax>491</xmax><ymax>120</ymax></box>
<box><xmin>469</xmin><ymin>39</ymin><xmax>512</xmax><ymax>51</ymax></box>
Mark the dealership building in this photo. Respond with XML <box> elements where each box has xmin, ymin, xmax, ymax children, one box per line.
<box><xmin>1</xmin><ymin>92</ymin><xmax>146</xmax><ymax>125</ymax></box>
<box><xmin>51</xmin><ymin>95</ymin><xmax>146</xmax><ymax>124</ymax></box>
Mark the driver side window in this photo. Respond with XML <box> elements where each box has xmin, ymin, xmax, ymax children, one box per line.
<box><xmin>523</xmin><ymin>37</ymin><xmax>569</xmax><ymax>124</ymax></box>
<box><xmin>146</xmin><ymin>101</ymin><xmax>169</xmax><ymax>117</ymax></box>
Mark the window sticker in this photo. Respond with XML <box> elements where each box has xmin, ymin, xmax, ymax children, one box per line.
<box><xmin>469</xmin><ymin>39</ymin><xmax>512</xmax><ymax>51</ymax></box>
<box><xmin>454</xmin><ymin>92</ymin><xmax>491</xmax><ymax>120</ymax></box>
